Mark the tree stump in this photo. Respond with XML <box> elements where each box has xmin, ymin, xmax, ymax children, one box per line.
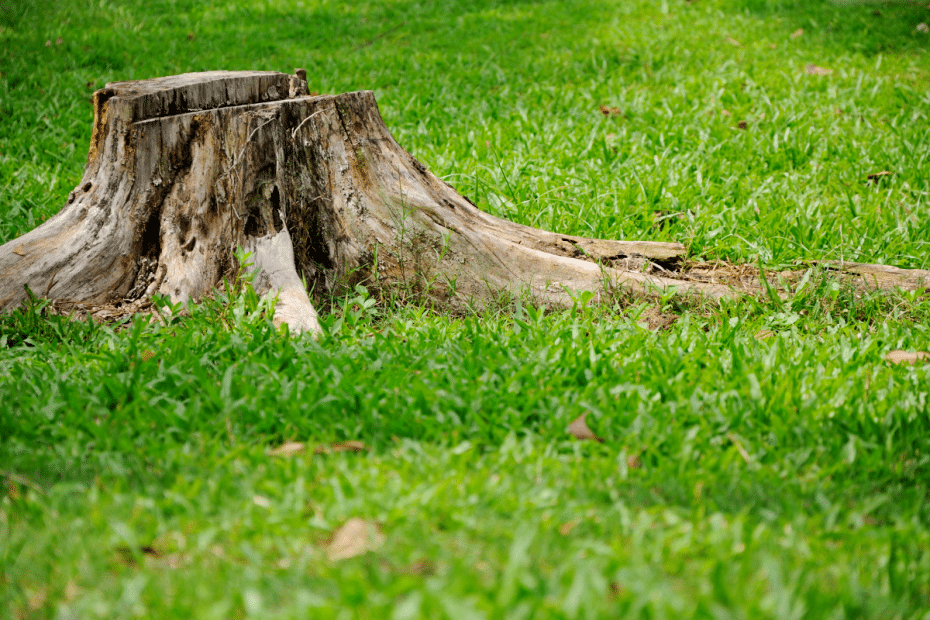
<box><xmin>0</xmin><ymin>71</ymin><xmax>925</xmax><ymax>333</ymax></box>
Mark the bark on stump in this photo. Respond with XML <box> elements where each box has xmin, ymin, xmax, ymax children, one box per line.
<box><xmin>0</xmin><ymin>71</ymin><xmax>925</xmax><ymax>333</ymax></box>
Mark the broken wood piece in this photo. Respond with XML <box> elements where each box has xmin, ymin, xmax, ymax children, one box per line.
<box><xmin>817</xmin><ymin>261</ymin><xmax>930</xmax><ymax>291</ymax></box>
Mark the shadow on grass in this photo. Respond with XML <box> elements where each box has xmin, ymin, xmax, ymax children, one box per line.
<box><xmin>738</xmin><ymin>0</ymin><xmax>930</xmax><ymax>55</ymax></box>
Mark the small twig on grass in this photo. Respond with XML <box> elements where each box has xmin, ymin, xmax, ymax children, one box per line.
<box><xmin>727</xmin><ymin>432</ymin><xmax>751</xmax><ymax>465</ymax></box>
<box><xmin>353</xmin><ymin>22</ymin><xmax>407</xmax><ymax>51</ymax></box>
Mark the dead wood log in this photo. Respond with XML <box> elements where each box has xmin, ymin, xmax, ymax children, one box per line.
<box><xmin>0</xmin><ymin>71</ymin><xmax>924</xmax><ymax>333</ymax></box>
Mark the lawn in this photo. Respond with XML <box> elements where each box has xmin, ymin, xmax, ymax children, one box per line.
<box><xmin>2</xmin><ymin>0</ymin><xmax>930</xmax><ymax>617</ymax></box>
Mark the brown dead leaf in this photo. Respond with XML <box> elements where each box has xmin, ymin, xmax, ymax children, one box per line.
<box><xmin>56</xmin><ymin>36</ymin><xmax>63</xmax><ymax>45</ymax></box>
<box><xmin>402</xmin><ymin>559</ymin><xmax>436</xmax><ymax>576</ymax></box>
<box><xmin>867</xmin><ymin>170</ymin><xmax>893</xmax><ymax>183</ymax></box>
<box><xmin>791</xmin><ymin>28</ymin><xmax>804</xmax><ymax>39</ymax></box>
<box><xmin>140</xmin><ymin>545</ymin><xmax>161</xmax><ymax>558</ymax></box>
<box><xmin>754</xmin><ymin>329</ymin><xmax>775</xmax><ymax>340</ymax></box>
<box><xmin>114</xmin><ymin>545</ymin><xmax>160</xmax><ymax>567</ymax></box>
<box><xmin>567</xmin><ymin>413</ymin><xmax>604</xmax><ymax>442</ymax></box>
<box><xmin>885</xmin><ymin>350</ymin><xmax>930</xmax><ymax>365</ymax></box>
<box><xmin>326</xmin><ymin>518</ymin><xmax>385</xmax><ymax>561</ymax></box>
<box><xmin>721</xmin><ymin>109</ymin><xmax>732</xmax><ymax>118</ymax></box>
<box><xmin>599</xmin><ymin>105</ymin><xmax>621</xmax><ymax>116</ymax></box>
<box><xmin>805</xmin><ymin>64</ymin><xmax>832</xmax><ymax>76</ymax></box>
<box><xmin>917</xmin><ymin>23</ymin><xmax>929</xmax><ymax>34</ymax></box>
<box><xmin>725</xmin><ymin>36</ymin><xmax>742</xmax><ymax>48</ymax></box>
<box><xmin>267</xmin><ymin>441</ymin><xmax>306</xmax><ymax>457</ymax></box>
<box><xmin>13</xmin><ymin>245</ymin><xmax>25</xmax><ymax>256</ymax></box>
<box><xmin>140</xmin><ymin>349</ymin><xmax>156</xmax><ymax>362</ymax></box>
<box><xmin>626</xmin><ymin>451</ymin><xmax>642</xmax><ymax>470</ymax></box>
<box><xmin>186</xmin><ymin>32</ymin><xmax>195</xmax><ymax>41</ymax></box>
<box><xmin>314</xmin><ymin>440</ymin><xmax>368</xmax><ymax>454</ymax></box>
<box><xmin>558</xmin><ymin>519</ymin><xmax>581</xmax><ymax>536</ymax></box>
<box><xmin>737</xmin><ymin>120</ymin><xmax>748</xmax><ymax>130</ymax></box>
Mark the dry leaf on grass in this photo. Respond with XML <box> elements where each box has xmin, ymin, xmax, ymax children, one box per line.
<box><xmin>805</xmin><ymin>64</ymin><xmax>832</xmax><ymax>76</ymax></box>
<box><xmin>567</xmin><ymin>413</ymin><xmax>604</xmax><ymax>442</ymax></box>
<box><xmin>267</xmin><ymin>441</ymin><xmax>306</xmax><ymax>457</ymax></box>
<box><xmin>791</xmin><ymin>28</ymin><xmax>804</xmax><ymax>39</ymax></box>
<box><xmin>326</xmin><ymin>518</ymin><xmax>385</xmax><ymax>561</ymax></box>
<box><xmin>314</xmin><ymin>440</ymin><xmax>367</xmax><ymax>455</ymax></box>
<box><xmin>114</xmin><ymin>545</ymin><xmax>161</xmax><ymax>567</ymax></box>
<box><xmin>725</xmin><ymin>36</ymin><xmax>742</xmax><ymax>47</ymax></box>
<box><xmin>599</xmin><ymin>105</ymin><xmax>621</xmax><ymax>116</ymax></box>
<box><xmin>867</xmin><ymin>170</ymin><xmax>893</xmax><ymax>183</ymax></box>
<box><xmin>558</xmin><ymin>519</ymin><xmax>581</xmax><ymax>536</ymax></box>
<box><xmin>885</xmin><ymin>350</ymin><xmax>930</xmax><ymax>365</ymax></box>
<box><xmin>917</xmin><ymin>23</ymin><xmax>929</xmax><ymax>34</ymax></box>
<box><xmin>402</xmin><ymin>559</ymin><xmax>437</xmax><ymax>576</ymax></box>
<box><xmin>754</xmin><ymin>329</ymin><xmax>775</xmax><ymax>341</ymax></box>
<box><xmin>267</xmin><ymin>440</ymin><xmax>368</xmax><ymax>457</ymax></box>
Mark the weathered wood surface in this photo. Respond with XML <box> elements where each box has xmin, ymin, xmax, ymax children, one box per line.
<box><xmin>817</xmin><ymin>261</ymin><xmax>930</xmax><ymax>290</ymax></box>
<box><xmin>0</xmin><ymin>70</ymin><xmax>925</xmax><ymax>332</ymax></box>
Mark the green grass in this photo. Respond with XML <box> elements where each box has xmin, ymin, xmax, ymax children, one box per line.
<box><xmin>3</xmin><ymin>0</ymin><xmax>930</xmax><ymax>618</ymax></box>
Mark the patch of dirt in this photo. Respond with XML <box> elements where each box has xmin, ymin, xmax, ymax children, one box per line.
<box><xmin>636</xmin><ymin>304</ymin><xmax>678</xmax><ymax>331</ymax></box>
<box><xmin>672</xmin><ymin>259</ymin><xmax>809</xmax><ymax>294</ymax></box>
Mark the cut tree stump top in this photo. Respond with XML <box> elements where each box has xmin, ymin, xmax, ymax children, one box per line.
<box><xmin>100</xmin><ymin>70</ymin><xmax>304</xmax><ymax>123</ymax></box>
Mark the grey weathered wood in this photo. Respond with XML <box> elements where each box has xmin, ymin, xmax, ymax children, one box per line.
<box><xmin>245</xmin><ymin>229</ymin><xmax>320</xmax><ymax>333</ymax></box>
<box><xmin>1</xmin><ymin>70</ymin><xmax>924</xmax><ymax>332</ymax></box>
<box><xmin>818</xmin><ymin>261</ymin><xmax>930</xmax><ymax>291</ymax></box>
